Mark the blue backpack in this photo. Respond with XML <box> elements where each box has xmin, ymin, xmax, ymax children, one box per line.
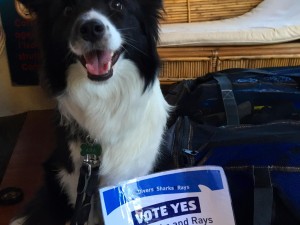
<box><xmin>161</xmin><ymin>66</ymin><xmax>300</xmax><ymax>225</ymax></box>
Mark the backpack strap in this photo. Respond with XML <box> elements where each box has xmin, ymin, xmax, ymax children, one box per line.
<box><xmin>213</xmin><ymin>73</ymin><xmax>240</xmax><ymax>126</ymax></box>
<box><xmin>253</xmin><ymin>167</ymin><xmax>274</xmax><ymax>225</ymax></box>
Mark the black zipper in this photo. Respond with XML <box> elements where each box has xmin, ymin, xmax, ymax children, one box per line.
<box><xmin>178</xmin><ymin>117</ymin><xmax>197</xmax><ymax>167</ymax></box>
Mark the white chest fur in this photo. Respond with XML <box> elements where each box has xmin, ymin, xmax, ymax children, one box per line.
<box><xmin>57</xmin><ymin>58</ymin><xmax>169</xmax><ymax>200</ymax></box>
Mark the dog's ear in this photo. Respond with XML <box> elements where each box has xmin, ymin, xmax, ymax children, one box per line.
<box><xmin>137</xmin><ymin>0</ymin><xmax>163</xmax><ymax>89</ymax></box>
<box><xmin>139</xmin><ymin>0</ymin><xmax>163</xmax><ymax>43</ymax></box>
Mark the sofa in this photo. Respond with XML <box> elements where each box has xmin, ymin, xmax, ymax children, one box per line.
<box><xmin>158</xmin><ymin>0</ymin><xmax>300</xmax><ymax>84</ymax></box>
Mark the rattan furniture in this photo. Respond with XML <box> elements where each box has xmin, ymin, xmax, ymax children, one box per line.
<box><xmin>158</xmin><ymin>0</ymin><xmax>300</xmax><ymax>84</ymax></box>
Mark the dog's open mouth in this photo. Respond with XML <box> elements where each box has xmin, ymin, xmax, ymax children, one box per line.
<box><xmin>80</xmin><ymin>49</ymin><xmax>123</xmax><ymax>81</ymax></box>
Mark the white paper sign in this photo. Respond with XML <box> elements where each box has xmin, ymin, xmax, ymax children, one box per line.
<box><xmin>100</xmin><ymin>166</ymin><xmax>235</xmax><ymax>225</ymax></box>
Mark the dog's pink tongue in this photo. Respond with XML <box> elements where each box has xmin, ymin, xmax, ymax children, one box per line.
<box><xmin>84</xmin><ymin>51</ymin><xmax>112</xmax><ymax>76</ymax></box>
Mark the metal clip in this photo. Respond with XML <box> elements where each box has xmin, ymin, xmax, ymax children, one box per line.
<box><xmin>85</xmin><ymin>135</ymin><xmax>96</xmax><ymax>145</ymax></box>
<box><xmin>83</xmin><ymin>154</ymin><xmax>100</xmax><ymax>168</ymax></box>
<box><xmin>183</xmin><ymin>149</ymin><xmax>199</xmax><ymax>156</ymax></box>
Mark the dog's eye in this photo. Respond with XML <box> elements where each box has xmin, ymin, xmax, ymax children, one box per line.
<box><xmin>109</xmin><ymin>0</ymin><xmax>123</xmax><ymax>12</ymax></box>
<box><xmin>64</xmin><ymin>6</ymin><xmax>73</xmax><ymax>16</ymax></box>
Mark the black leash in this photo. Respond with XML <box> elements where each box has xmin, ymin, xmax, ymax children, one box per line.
<box><xmin>71</xmin><ymin>138</ymin><xmax>102</xmax><ymax>225</ymax></box>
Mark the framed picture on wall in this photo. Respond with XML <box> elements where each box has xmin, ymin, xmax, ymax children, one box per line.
<box><xmin>0</xmin><ymin>0</ymin><xmax>40</xmax><ymax>85</ymax></box>
<box><xmin>0</xmin><ymin>15</ymin><xmax>4</xmax><ymax>55</ymax></box>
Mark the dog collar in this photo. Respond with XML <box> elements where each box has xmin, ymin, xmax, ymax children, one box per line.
<box><xmin>80</xmin><ymin>135</ymin><xmax>102</xmax><ymax>157</ymax></box>
<box><xmin>80</xmin><ymin>142</ymin><xmax>102</xmax><ymax>157</ymax></box>
<box><xmin>80</xmin><ymin>136</ymin><xmax>102</xmax><ymax>169</ymax></box>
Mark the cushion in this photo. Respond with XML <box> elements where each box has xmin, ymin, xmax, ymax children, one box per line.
<box><xmin>159</xmin><ymin>0</ymin><xmax>300</xmax><ymax>46</ymax></box>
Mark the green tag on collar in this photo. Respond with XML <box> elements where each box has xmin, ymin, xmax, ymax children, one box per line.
<box><xmin>80</xmin><ymin>143</ymin><xmax>102</xmax><ymax>157</ymax></box>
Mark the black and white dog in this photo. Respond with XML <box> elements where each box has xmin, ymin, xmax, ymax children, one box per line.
<box><xmin>11</xmin><ymin>0</ymin><xmax>169</xmax><ymax>224</ymax></box>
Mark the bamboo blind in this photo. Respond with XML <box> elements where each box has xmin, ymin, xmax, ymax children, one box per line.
<box><xmin>161</xmin><ymin>0</ymin><xmax>263</xmax><ymax>24</ymax></box>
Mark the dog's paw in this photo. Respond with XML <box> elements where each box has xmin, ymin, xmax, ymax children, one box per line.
<box><xmin>9</xmin><ymin>217</ymin><xmax>26</xmax><ymax>225</ymax></box>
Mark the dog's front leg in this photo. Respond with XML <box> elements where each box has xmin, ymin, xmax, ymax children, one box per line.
<box><xmin>88</xmin><ymin>194</ymin><xmax>104</xmax><ymax>225</ymax></box>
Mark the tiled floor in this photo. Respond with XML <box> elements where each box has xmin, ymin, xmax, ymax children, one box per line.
<box><xmin>0</xmin><ymin>111</ymin><xmax>55</xmax><ymax>225</ymax></box>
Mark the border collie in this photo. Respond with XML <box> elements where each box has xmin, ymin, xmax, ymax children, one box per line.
<box><xmin>11</xmin><ymin>0</ymin><xmax>169</xmax><ymax>224</ymax></box>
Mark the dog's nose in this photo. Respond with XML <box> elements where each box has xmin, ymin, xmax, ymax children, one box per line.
<box><xmin>80</xmin><ymin>20</ymin><xmax>105</xmax><ymax>42</ymax></box>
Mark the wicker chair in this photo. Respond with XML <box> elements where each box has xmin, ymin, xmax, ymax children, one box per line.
<box><xmin>158</xmin><ymin>0</ymin><xmax>300</xmax><ymax>84</ymax></box>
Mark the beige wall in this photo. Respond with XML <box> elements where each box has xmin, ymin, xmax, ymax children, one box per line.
<box><xmin>0</xmin><ymin>47</ymin><xmax>55</xmax><ymax>117</ymax></box>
